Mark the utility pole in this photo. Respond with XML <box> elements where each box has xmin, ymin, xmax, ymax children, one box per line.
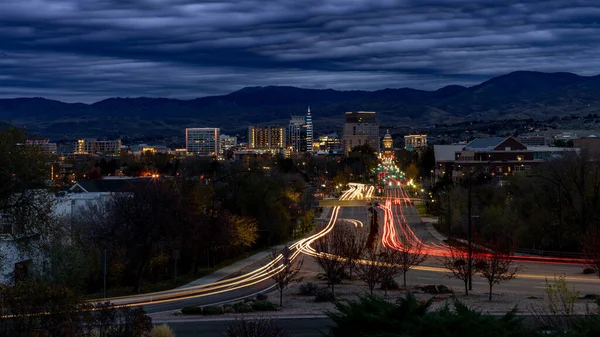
<box><xmin>467</xmin><ymin>170</ymin><xmax>473</xmax><ymax>291</ymax></box>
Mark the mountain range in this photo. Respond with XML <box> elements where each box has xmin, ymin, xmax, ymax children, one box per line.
<box><xmin>2</xmin><ymin>71</ymin><xmax>600</xmax><ymax>139</ymax></box>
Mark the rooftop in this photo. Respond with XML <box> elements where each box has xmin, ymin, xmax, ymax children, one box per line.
<box><xmin>464</xmin><ymin>137</ymin><xmax>508</xmax><ymax>150</ymax></box>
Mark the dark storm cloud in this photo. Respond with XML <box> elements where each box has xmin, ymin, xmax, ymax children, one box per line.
<box><xmin>1</xmin><ymin>0</ymin><xmax>600</xmax><ymax>102</ymax></box>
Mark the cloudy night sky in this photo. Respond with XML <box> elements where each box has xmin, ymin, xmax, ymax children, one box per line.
<box><xmin>1</xmin><ymin>0</ymin><xmax>600</xmax><ymax>102</ymax></box>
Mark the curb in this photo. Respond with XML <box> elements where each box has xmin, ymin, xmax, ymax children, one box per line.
<box><xmin>153</xmin><ymin>314</ymin><xmax>329</xmax><ymax>323</ymax></box>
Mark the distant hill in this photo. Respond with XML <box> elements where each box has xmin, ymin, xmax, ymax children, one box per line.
<box><xmin>3</xmin><ymin>71</ymin><xmax>600</xmax><ymax>138</ymax></box>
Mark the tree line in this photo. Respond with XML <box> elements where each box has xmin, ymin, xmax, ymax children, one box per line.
<box><xmin>428</xmin><ymin>152</ymin><xmax>600</xmax><ymax>253</ymax></box>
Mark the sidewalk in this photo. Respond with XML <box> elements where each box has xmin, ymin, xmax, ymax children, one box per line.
<box><xmin>425</xmin><ymin>223</ymin><xmax>447</xmax><ymax>241</ymax></box>
<box><xmin>178</xmin><ymin>243</ymin><xmax>289</xmax><ymax>289</ymax></box>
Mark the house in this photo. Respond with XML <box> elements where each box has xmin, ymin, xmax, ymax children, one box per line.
<box><xmin>0</xmin><ymin>178</ymin><xmax>158</xmax><ymax>284</ymax></box>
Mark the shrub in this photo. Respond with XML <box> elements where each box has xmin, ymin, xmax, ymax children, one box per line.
<box><xmin>583</xmin><ymin>267</ymin><xmax>596</xmax><ymax>275</ymax></box>
<box><xmin>151</xmin><ymin>324</ymin><xmax>176</xmax><ymax>337</ymax></box>
<box><xmin>327</xmin><ymin>294</ymin><xmax>536</xmax><ymax>337</ymax></box>
<box><xmin>224</xmin><ymin>307</ymin><xmax>236</xmax><ymax>314</ymax></box>
<box><xmin>380</xmin><ymin>278</ymin><xmax>399</xmax><ymax>291</ymax></box>
<box><xmin>299</xmin><ymin>282</ymin><xmax>319</xmax><ymax>296</ymax></box>
<box><xmin>202</xmin><ymin>305</ymin><xmax>224</xmax><ymax>315</ymax></box>
<box><xmin>233</xmin><ymin>302</ymin><xmax>253</xmax><ymax>313</ymax></box>
<box><xmin>224</xmin><ymin>318</ymin><xmax>290</xmax><ymax>337</ymax></box>
<box><xmin>180</xmin><ymin>306</ymin><xmax>202</xmax><ymax>315</ymax></box>
<box><xmin>251</xmin><ymin>301</ymin><xmax>277</xmax><ymax>311</ymax></box>
<box><xmin>256</xmin><ymin>293</ymin><xmax>268</xmax><ymax>301</ymax></box>
<box><xmin>315</xmin><ymin>289</ymin><xmax>335</xmax><ymax>302</ymax></box>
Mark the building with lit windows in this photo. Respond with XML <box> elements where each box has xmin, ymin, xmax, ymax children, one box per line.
<box><xmin>249</xmin><ymin>126</ymin><xmax>286</xmax><ymax>151</ymax></box>
<box><xmin>186</xmin><ymin>128</ymin><xmax>220</xmax><ymax>156</ymax></box>
<box><xmin>404</xmin><ymin>134</ymin><xmax>427</xmax><ymax>150</ymax></box>
<box><xmin>381</xmin><ymin>130</ymin><xmax>394</xmax><ymax>163</ymax></box>
<box><xmin>219</xmin><ymin>134</ymin><xmax>238</xmax><ymax>156</ymax></box>
<box><xmin>75</xmin><ymin>139</ymin><xmax>121</xmax><ymax>155</ymax></box>
<box><xmin>288</xmin><ymin>107</ymin><xmax>313</xmax><ymax>154</ymax></box>
<box><xmin>25</xmin><ymin>140</ymin><xmax>57</xmax><ymax>155</ymax></box>
<box><xmin>342</xmin><ymin>111</ymin><xmax>379</xmax><ymax>153</ymax></box>
<box><xmin>434</xmin><ymin>137</ymin><xmax>579</xmax><ymax>183</ymax></box>
<box><xmin>313</xmin><ymin>134</ymin><xmax>341</xmax><ymax>153</ymax></box>
<box><xmin>306</xmin><ymin>107</ymin><xmax>313</xmax><ymax>152</ymax></box>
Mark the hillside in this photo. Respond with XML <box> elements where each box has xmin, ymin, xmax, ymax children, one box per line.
<box><xmin>2</xmin><ymin>71</ymin><xmax>600</xmax><ymax>138</ymax></box>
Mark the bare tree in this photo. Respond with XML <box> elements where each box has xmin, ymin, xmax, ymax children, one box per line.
<box><xmin>474</xmin><ymin>240</ymin><xmax>520</xmax><ymax>301</ymax></box>
<box><xmin>379</xmin><ymin>247</ymin><xmax>405</xmax><ymax>296</ymax></box>
<box><xmin>269</xmin><ymin>246</ymin><xmax>303</xmax><ymax>307</ymax></box>
<box><xmin>338</xmin><ymin>223</ymin><xmax>367</xmax><ymax>279</ymax></box>
<box><xmin>583</xmin><ymin>226</ymin><xmax>600</xmax><ymax>278</ymax></box>
<box><xmin>313</xmin><ymin>226</ymin><xmax>348</xmax><ymax>296</ymax></box>
<box><xmin>355</xmin><ymin>247</ymin><xmax>386</xmax><ymax>295</ymax></box>
<box><xmin>441</xmin><ymin>244</ymin><xmax>473</xmax><ymax>295</ymax></box>
<box><xmin>396</xmin><ymin>240</ymin><xmax>429</xmax><ymax>287</ymax></box>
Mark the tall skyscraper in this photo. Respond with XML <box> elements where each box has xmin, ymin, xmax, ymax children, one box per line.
<box><xmin>306</xmin><ymin>107</ymin><xmax>313</xmax><ymax>153</ymax></box>
<box><xmin>288</xmin><ymin>107</ymin><xmax>313</xmax><ymax>153</ymax></box>
<box><xmin>342</xmin><ymin>111</ymin><xmax>379</xmax><ymax>153</ymax></box>
<box><xmin>248</xmin><ymin>126</ymin><xmax>286</xmax><ymax>150</ymax></box>
<box><xmin>186</xmin><ymin>128</ymin><xmax>220</xmax><ymax>156</ymax></box>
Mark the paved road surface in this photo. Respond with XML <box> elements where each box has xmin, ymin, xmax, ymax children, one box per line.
<box><xmin>380</xmin><ymin>188</ymin><xmax>600</xmax><ymax>296</ymax></box>
<box><xmin>162</xmin><ymin>317</ymin><xmax>333</xmax><ymax>337</ymax></box>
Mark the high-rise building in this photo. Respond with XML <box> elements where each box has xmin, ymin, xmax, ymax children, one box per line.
<box><xmin>289</xmin><ymin>115</ymin><xmax>306</xmax><ymax>153</ymax></box>
<box><xmin>342</xmin><ymin>111</ymin><xmax>379</xmax><ymax>153</ymax></box>
<box><xmin>248</xmin><ymin>126</ymin><xmax>286</xmax><ymax>150</ymax></box>
<box><xmin>306</xmin><ymin>107</ymin><xmax>313</xmax><ymax>152</ymax></box>
<box><xmin>288</xmin><ymin>107</ymin><xmax>313</xmax><ymax>153</ymax></box>
<box><xmin>75</xmin><ymin>139</ymin><xmax>121</xmax><ymax>155</ymax></box>
<box><xmin>186</xmin><ymin>128</ymin><xmax>220</xmax><ymax>156</ymax></box>
<box><xmin>219</xmin><ymin>134</ymin><xmax>238</xmax><ymax>155</ymax></box>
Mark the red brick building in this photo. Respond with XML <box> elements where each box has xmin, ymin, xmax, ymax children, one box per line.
<box><xmin>435</xmin><ymin>137</ymin><xmax>578</xmax><ymax>183</ymax></box>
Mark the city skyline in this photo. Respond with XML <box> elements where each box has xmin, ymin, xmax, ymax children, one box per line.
<box><xmin>2</xmin><ymin>1</ymin><xmax>600</xmax><ymax>102</ymax></box>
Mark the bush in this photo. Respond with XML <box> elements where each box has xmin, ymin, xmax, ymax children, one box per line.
<box><xmin>316</xmin><ymin>273</ymin><xmax>342</xmax><ymax>284</ymax></box>
<box><xmin>315</xmin><ymin>289</ymin><xmax>335</xmax><ymax>302</ymax></box>
<box><xmin>419</xmin><ymin>285</ymin><xmax>453</xmax><ymax>295</ymax></box>
<box><xmin>181</xmin><ymin>306</ymin><xmax>202</xmax><ymax>315</ymax></box>
<box><xmin>583</xmin><ymin>267</ymin><xmax>596</xmax><ymax>275</ymax></box>
<box><xmin>224</xmin><ymin>318</ymin><xmax>290</xmax><ymax>337</ymax></box>
<box><xmin>151</xmin><ymin>324</ymin><xmax>176</xmax><ymax>337</ymax></box>
<box><xmin>233</xmin><ymin>302</ymin><xmax>254</xmax><ymax>313</ymax></box>
<box><xmin>224</xmin><ymin>307</ymin><xmax>236</xmax><ymax>314</ymax></box>
<box><xmin>202</xmin><ymin>305</ymin><xmax>224</xmax><ymax>315</ymax></box>
<box><xmin>327</xmin><ymin>294</ymin><xmax>537</xmax><ymax>337</ymax></box>
<box><xmin>256</xmin><ymin>293</ymin><xmax>268</xmax><ymax>301</ymax></box>
<box><xmin>380</xmin><ymin>278</ymin><xmax>399</xmax><ymax>291</ymax></box>
<box><xmin>299</xmin><ymin>282</ymin><xmax>319</xmax><ymax>296</ymax></box>
<box><xmin>251</xmin><ymin>301</ymin><xmax>277</xmax><ymax>311</ymax></box>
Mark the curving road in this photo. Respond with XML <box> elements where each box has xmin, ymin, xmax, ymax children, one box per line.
<box><xmin>103</xmin><ymin>184</ymin><xmax>367</xmax><ymax>313</ymax></box>
<box><xmin>100</xmin><ymin>182</ymin><xmax>599</xmax><ymax>314</ymax></box>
